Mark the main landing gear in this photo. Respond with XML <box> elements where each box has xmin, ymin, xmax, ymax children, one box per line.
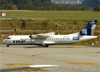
<box><xmin>7</xmin><ymin>44</ymin><xmax>9</xmax><ymax>47</ymax></box>
<box><xmin>42</xmin><ymin>44</ymin><xmax>49</xmax><ymax>47</ymax></box>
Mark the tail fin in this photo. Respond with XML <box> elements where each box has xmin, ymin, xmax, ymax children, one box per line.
<box><xmin>80</xmin><ymin>20</ymin><xmax>97</xmax><ymax>36</ymax></box>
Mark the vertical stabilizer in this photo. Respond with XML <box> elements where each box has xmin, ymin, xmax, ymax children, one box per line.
<box><xmin>80</xmin><ymin>20</ymin><xmax>97</xmax><ymax>36</ymax></box>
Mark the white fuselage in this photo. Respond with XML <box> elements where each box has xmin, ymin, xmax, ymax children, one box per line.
<box><xmin>2</xmin><ymin>34</ymin><xmax>97</xmax><ymax>46</ymax></box>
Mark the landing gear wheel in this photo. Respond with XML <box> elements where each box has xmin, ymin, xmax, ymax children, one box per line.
<box><xmin>45</xmin><ymin>45</ymin><xmax>48</xmax><ymax>47</ymax></box>
<box><xmin>43</xmin><ymin>44</ymin><xmax>49</xmax><ymax>47</ymax></box>
<box><xmin>7</xmin><ymin>45</ymin><xmax>9</xmax><ymax>47</ymax></box>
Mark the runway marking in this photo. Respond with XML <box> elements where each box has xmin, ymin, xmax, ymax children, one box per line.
<box><xmin>1</xmin><ymin>49</ymin><xmax>48</xmax><ymax>71</ymax></box>
<box><xmin>1</xmin><ymin>49</ymin><xmax>35</xmax><ymax>64</ymax></box>
<box><xmin>2</xmin><ymin>50</ymin><xmax>98</xmax><ymax>66</ymax></box>
<box><xmin>4</xmin><ymin>63</ymin><xmax>33</xmax><ymax>66</ymax></box>
<box><xmin>68</xmin><ymin>63</ymin><xmax>97</xmax><ymax>65</ymax></box>
<box><xmin>35</xmin><ymin>56</ymin><xmax>98</xmax><ymax>66</ymax></box>
<box><xmin>24</xmin><ymin>69</ymin><xmax>48</xmax><ymax>71</ymax></box>
<box><xmin>1</xmin><ymin>51</ymin><xmax>4</xmax><ymax>53</ymax></box>
<box><xmin>35</xmin><ymin>56</ymin><xmax>70</xmax><ymax>62</ymax></box>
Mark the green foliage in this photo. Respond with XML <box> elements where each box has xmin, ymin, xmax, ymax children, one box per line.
<box><xmin>80</xmin><ymin>5</ymin><xmax>90</xmax><ymax>11</ymax></box>
<box><xmin>0</xmin><ymin>11</ymin><xmax>99</xmax><ymax>30</ymax></box>
<box><xmin>93</xmin><ymin>5</ymin><xmax>100</xmax><ymax>11</ymax></box>
<box><xmin>82</xmin><ymin>0</ymin><xmax>100</xmax><ymax>8</ymax></box>
<box><xmin>12</xmin><ymin>5</ymin><xmax>18</xmax><ymax>10</ymax></box>
<box><xmin>0</xmin><ymin>0</ymin><xmax>89</xmax><ymax>11</ymax></box>
<box><xmin>1</xmin><ymin>11</ymin><xmax>99</xmax><ymax>20</ymax></box>
<box><xmin>74</xmin><ymin>20</ymin><xmax>78</xmax><ymax>25</ymax></box>
<box><xmin>21</xmin><ymin>21</ymin><xmax>26</xmax><ymax>29</ymax></box>
<box><xmin>0</xmin><ymin>0</ymin><xmax>16</xmax><ymax>10</ymax></box>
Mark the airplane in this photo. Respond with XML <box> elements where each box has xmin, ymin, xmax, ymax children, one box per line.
<box><xmin>2</xmin><ymin>20</ymin><xmax>97</xmax><ymax>47</ymax></box>
<box><xmin>0</xmin><ymin>65</ymin><xmax>57</xmax><ymax>71</ymax></box>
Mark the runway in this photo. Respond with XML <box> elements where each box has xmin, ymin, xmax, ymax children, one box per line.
<box><xmin>0</xmin><ymin>45</ymin><xmax>100</xmax><ymax>72</ymax></box>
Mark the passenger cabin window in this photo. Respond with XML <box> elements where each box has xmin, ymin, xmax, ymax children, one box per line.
<box><xmin>13</xmin><ymin>41</ymin><xmax>15</xmax><ymax>43</ymax></box>
<box><xmin>7</xmin><ymin>37</ymin><xmax>10</xmax><ymax>39</ymax></box>
<box><xmin>13</xmin><ymin>40</ymin><xmax>24</xmax><ymax>43</ymax></box>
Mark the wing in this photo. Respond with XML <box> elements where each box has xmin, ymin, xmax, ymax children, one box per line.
<box><xmin>39</xmin><ymin>32</ymin><xmax>55</xmax><ymax>35</ymax></box>
<box><xmin>29</xmin><ymin>32</ymin><xmax>55</xmax><ymax>39</ymax></box>
<box><xmin>37</xmin><ymin>32</ymin><xmax>55</xmax><ymax>37</ymax></box>
<box><xmin>0</xmin><ymin>65</ymin><xmax>58</xmax><ymax>71</ymax></box>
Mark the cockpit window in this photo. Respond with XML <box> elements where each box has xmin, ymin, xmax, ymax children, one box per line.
<box><xmin>7</xmin><ymin>37</ymin><xmax>10</xmax><ymax>39</ymax></box>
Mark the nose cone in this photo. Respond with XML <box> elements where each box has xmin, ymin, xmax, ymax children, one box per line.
<box><xmin>2</xmin><ymin>39</ymin><xmax>6</xmax><ymax>44</ymax></box>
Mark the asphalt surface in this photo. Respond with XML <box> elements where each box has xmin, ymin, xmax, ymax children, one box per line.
<box><xmin>0</xmin><ymin>45</ymin><xmax>100</xmax><ymax>72</ymax></box>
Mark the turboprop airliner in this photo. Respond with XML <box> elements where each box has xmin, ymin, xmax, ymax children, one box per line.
<box><xmin>2</xmin><ymin>20</ymin><xmax>97</xmax><ymax>47</ymax></box>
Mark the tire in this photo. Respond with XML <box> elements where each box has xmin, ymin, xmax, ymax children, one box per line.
<box><xmin>7</xmin><ymin>45</ymin><xmax>9</xmax><ymax>47</ymax></box>
<box><xmin>45</xmin><ymin>45</ymin><xmax>49</xmax><ymax>47</ymax></box>
<box><xmin>43</xmin><ymin>44</ymin><xmax>49</xmax><ymax>47</ymax></box>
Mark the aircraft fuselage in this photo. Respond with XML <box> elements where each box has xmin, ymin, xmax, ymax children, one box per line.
<box><xmin>2</xmin><ymin>35</ymin><xmax>97</xmax><ymax>47</ymax></box>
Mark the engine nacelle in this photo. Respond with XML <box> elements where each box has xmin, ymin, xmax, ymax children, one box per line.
<box><xmin>29</xmin><ymin>35</ymin><xmax>37</xmax><ymax>39</ymax></box>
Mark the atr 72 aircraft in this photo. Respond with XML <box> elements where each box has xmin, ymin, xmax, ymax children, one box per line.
<box><xmin>2</xmin><ymin>20</ymin><xmax>97</xmax><ymax>47</ymax></box>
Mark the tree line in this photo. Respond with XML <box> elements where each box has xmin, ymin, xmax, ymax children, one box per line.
<box><xmin>0</xmin><ymin>0</ymin><xmax>100</xmax><ymax>11</ymax></box>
